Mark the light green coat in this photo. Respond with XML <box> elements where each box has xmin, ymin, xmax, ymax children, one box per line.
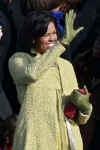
<box><xmin>8</xmin><ymin>42</ymin><xmax>91</xmax><ymax>150</ymax></box>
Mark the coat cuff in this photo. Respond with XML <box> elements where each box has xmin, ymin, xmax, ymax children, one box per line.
<box><xmin>77</xmin><ymin>104</ymin><xmax>92</xmax><ymax>125</ymax></box>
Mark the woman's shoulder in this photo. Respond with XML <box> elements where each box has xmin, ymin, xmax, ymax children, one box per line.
<box><xmin>9</xmin><ymin>51</ymin><xmax>32</xmax><ymax>62</ymax></box>
<box><xmin>10</xmin><ymin>51</ymin><xmax>30</xmax><ymax>58</ymax></box>
<box><xmin>8</xmin><ymin>52</ymin><xmax>32</xmax><ymax>70</ymax></box>
<box><xmin>57</xmin><ymin>57</ymin><xmax>72</xmax><ymax>66</ymax></box>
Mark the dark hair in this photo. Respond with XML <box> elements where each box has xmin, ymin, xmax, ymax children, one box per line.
<box><xmin>60</xmin><ymin>0</ymin><xmax>80</xmax><ymax>12</ymax></box>
<box><xmin>21</xmin><ymin>0</ymin><xmax>61</xmax><ymax>14</ymax></box>
<box><xmin>18</xmin><ymin>10</ymin><xmax>58</xmax><ymax>52</ymax></box>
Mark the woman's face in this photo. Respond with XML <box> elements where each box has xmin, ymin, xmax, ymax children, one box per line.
<box><xmin>36</xmin><ymin>21</ymin><xmax>58</xmax><ymax>54</ymax></box>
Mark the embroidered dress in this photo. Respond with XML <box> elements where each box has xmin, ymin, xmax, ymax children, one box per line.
<box><xmin>9</xmin><ymin>42</ymin><xmax>91</xmax><ymax>150</ymax></box>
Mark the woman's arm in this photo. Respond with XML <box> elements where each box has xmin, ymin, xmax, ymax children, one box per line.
<box><xmin>8</xmin><ymin>42</ymin><xmax>65</xmax><ymax>84</ymax></box>
<box><xmin>9</xmin><ymin>10</ymin><xmax>83</xmax><ymax>84</ymax></box>
<box><xmin>63</xmin><ymin>87</ymin><xmax>92</xmax><ymax>125</ymax></box>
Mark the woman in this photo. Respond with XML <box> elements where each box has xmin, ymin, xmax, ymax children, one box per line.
<box><xmin>8</xmin><ymin>10</ymin><xmax>92</xmax><ymax>150</ymax></box>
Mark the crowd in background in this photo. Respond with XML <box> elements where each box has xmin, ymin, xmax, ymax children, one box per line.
<box><xmin>0</xmin><ymin>0</ymin><xmax>100</xmax><ymax>149</ymax></box>
<box><xmin>0</xmin><ymin>115</ymin><xmax>17</xmax><ymax>150</ymax></box>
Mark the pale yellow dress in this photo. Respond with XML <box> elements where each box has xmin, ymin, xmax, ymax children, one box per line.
<box><xmin>8</xmin><ymin>42</ymin><xmax>92</xmax><ymax>150</ymax></box>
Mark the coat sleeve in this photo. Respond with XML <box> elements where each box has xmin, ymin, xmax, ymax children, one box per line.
<box><xmin>8</xmin><ymin>41</ymin><xmax>65</xmax><ymax>84</ymax></box>
<box><xmin>76</xmin><ymin>105</ymin><xmax>92</xmax><ymax>125</ymax></box>
<box><xmin>63</xmin><ymin>95</ymin><xmax>92</xmax><ymax>125</ymax></box>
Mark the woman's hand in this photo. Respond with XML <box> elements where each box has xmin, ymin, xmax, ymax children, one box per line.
<box><xmin>61</xmin><ymin>9</ymin><xmax>84</xmax><ymax>46</ymax></box>
<box><xmin>70</xmin><ymin>86</ymin><xmax>92</xmax><ymax>114</ymax></box>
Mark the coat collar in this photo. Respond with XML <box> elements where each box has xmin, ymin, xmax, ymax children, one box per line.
<box><xmin>30</xmin><ymin>48</ymin><xmax>41</xmax><ymax>57</ymax></box>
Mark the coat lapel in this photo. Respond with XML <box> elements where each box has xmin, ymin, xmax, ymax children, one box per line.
<box><xmin>57</xmin><ymin>57</ymin><xmax>78</xmax><ymax>95</ymax></box>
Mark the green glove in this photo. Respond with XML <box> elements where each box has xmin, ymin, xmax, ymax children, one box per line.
<box><xmin>70</xmin><ymin>86</ymin><xmax>92</xmax><ymax>114</ymax></box>
<box><xmin>61</xmin><ymin>9</ymin><xmax>84</xmax><ymax>47</ymax></box>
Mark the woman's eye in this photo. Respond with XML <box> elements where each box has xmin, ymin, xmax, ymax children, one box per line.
<box><xmin>44</xmin><ymin>32</ymin><xmax>57</xmax><ymax>37</ymax></box>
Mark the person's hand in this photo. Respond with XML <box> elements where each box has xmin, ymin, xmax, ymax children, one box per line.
<box><xmin>70</xmin><ymin>86</ymin><xmax>92</xmax><ymax>114</ymax></box>
<box><xmin>0</xmin><ymin>26</ymin><xmax>3</xmax><ymax>40</ymax></box>
<box><xmin>61</xmin><ymin>9</ymin><xmax>84</xmax><ymax>46</ymax></box>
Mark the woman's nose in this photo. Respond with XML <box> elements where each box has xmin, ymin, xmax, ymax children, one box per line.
<box><xmin>49</xmin><ymin>33</ymin><xmax>57</xmax><ymax>41</ymax></box>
